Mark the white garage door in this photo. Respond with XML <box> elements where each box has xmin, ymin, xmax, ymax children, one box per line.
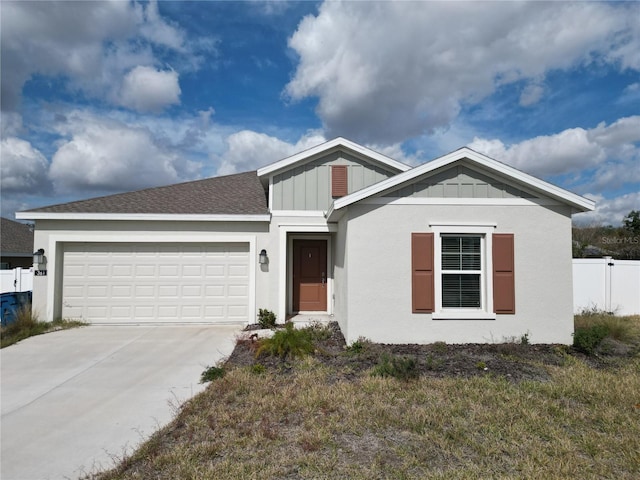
<box><xmin>62</xmin><ymin>243</ymin><xmax>250</xmax><ymax>324</ymax></box>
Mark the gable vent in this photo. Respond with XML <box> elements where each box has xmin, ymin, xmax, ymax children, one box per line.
<box><xmin>332</xmin><ymin>165</ymin><xmax>348</xmax><ymax>197</ymax></box>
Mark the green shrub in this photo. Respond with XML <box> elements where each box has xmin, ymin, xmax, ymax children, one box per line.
<box><xmin>573</xmin><ymin>325</ymin><xmax>610</xmax><ymax>355</ymax></box>
<box><xmin>257</xmin><ymin>309</ymin><xmax>277</xmax><ymax>329</ymax></box>
<box><xmin>250</xmin><ymin>363</ymin><xmax>266</xmax><ymax>375</ymax></box>
<box><xmin>255</xmin><ymin>322</ymin><xmax>314</xmax><ymax>361</ymax></box>
<box><xmin>432</xmin><ymin>341</ymin><xmax>447</xmax><ymax>353</ymax></box>
<box><xmin>372</xmin><ymin>354</ymin><xmax>419</xmax><ymax>381</ymax></box>
<box><xmin>520</xmin><ymin>333</ymin><xmax>530</xmax><ymax>345</ymax></box>
<box><xmin>346</xmin><ymin>338</ymin><xmax>366</xmax><ymax>355</ymax></box>
<box><xmin>200</xmin><ymin>365</ymin><xmax>226</xmax><ymax>383</ymax></box>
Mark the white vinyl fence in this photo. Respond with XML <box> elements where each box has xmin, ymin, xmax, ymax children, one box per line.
<box><xmin>573</xmin><ymin>257</ymin><xmax>640</xmax><ymax>316</ymax></box>
<box><xmin>0</xmin><ymin>267</ymin><xmax>34</xmax><ymax>294</ymax></box>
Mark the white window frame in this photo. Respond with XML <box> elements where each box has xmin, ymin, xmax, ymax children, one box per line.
<box><xmin>430</xmin><ymin>223</ymin><xmax>496</xmax><ymax>320</ymax></box>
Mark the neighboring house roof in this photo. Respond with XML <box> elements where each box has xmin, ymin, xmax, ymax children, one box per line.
<box><xmin>1</xmin><ymin>217</ymin><xmax>34</xmax><ymax>256</ymax></box>
<box><xmin>256</xmin><ymin>137</ymin><xmax>411</xmax><ymax>178</ymax></box>
<box><xmin>327</xmin><ymin>147</ymin><xmax>595</xmax><ymax>219</ymax></box>
<box><xmin>17</xmin><ymin>171</ymin><xmax>270</xmax><ymax>221</ymax></box>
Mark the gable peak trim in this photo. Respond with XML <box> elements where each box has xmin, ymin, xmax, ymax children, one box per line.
<box><xmin>256</xmin><ymin>137</ymin><xmax>411</xmax><ymax>178</ymax></box>
<box><xmin>330</xmin><ymin>147</ymin><xmax>595</xmax><ymax>214</ymax></box>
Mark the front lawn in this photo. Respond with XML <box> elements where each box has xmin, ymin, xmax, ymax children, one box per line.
<box><xmin>90</xmin><ymin>315</ymin><xmax>640</xmax><ymax>479</ymax></box>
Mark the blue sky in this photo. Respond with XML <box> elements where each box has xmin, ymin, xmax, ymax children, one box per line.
<box><xmin>1</xmin><ymin>0</ymin><xmax>639</xmax><ymax>225</ymax></box>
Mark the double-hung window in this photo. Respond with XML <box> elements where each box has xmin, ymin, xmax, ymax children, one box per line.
<box><xmin>441</xmin><ymin>235</ymin><xmax>482</xmax><ymax>308</ymax></box>
<box><xmin>432</xmin><ymin>224</ymin><xmax>496</xmax><ymax>319</ymax></box>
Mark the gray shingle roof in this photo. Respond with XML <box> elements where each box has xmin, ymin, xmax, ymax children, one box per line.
<box><xmin>23</xmin><ymin>171</ymin><xmax>268</xmax><ymax>215</ymax></box>
<box><xmin>1</xmin><ymin>218</ymin><xmax>34</xmax><ymax>255</ymax></box>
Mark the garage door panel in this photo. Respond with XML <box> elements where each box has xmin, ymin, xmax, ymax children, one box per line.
<box><xmin>159</xmin><ymin>265</ymin><xmax>178</xmax><ymax>277</ymax></box>
<box><xmin>87</xmin><ymin>285</ymin><xmax>108</xmax><ymax>298</ymax></box>
<box><xmin>62</xmin><ymin>242</ymin><xmax>250</xmax><ymax>324</ymax></box>
<box><xmin>229</xmin><ymin>265</ymin><xmax>248</xmax><ymax>277</ymax></box>
<box><xmin>112</xmin><ymin>265</ymin><xmax>133</xmax><ymax>277</ymax></box>
<box><xmin>158</xmin><ymin>285</ymin><xmax>179</xmax><ymax>297</ymax></box>
<box><xmin>111</xmin><ymin>285</ymin><xmax>132</xmax><ymax>298</ymax></box>
<box><xmin>182</xmin><ymin>265</ymin><xmax>202</xmax><ymax>277</ymax></box>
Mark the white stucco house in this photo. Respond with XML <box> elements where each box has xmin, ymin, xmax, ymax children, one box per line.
<box><xmin>17</xmin><ymin>138</ymin><xmax>595</xmax><ymax>344</ymax></box>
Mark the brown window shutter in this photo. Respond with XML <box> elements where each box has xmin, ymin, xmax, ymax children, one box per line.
<box><xmin>332</xmin><ymin>165</ymin><xmax>348</xmax><ymax>197</ymax></box>
<box><xmin>411</xmin><ymin>233</ymin><xmax>434</xmax><ymax>313</ymax></box>
<box><xmin>493</xmin><ymin>234</ymin><xmax>515</xmax><ymax>314</ymax></box>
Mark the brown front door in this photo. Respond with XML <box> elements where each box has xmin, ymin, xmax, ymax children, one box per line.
<box><xmin>293</xmin><ymin>239</ymin><xmax>327</xmax><ymax>312</ymax></box>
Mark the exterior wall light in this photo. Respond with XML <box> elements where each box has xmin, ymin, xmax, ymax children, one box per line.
<box><xmin>33</xmin><ymin>248</ymin><xmax>45</xmax><ymax>265</ymax></box>
<box><xmin>259</xmin><ymin>249</ymin><xmax>268</xmax><ymax>265</ymax></box>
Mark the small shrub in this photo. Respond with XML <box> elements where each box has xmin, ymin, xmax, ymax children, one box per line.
<box><xmin>257</xmin><ymin>309</ymin><xmax>277</xmax><ymax>329</ymax></box>
<box><xmin>476</xmin><ymin>361</ymin><xmax>488</xmax><ymax>370</ymax></box>
<box><xmin>346</xmin><ymin>338</ymin><xmax>367</xmax><ymax>355</ymax></box>
<box><xmin>573</xmin><ymin>325</ymin><xmax>610</xmax><ymax>355</ymax></box>
<box><xmin>372</xmin><ymin>354</ymin><xmax>419</xmax><ymax>381</ymax></box>
<box><xmin>255</xmin><ymin>322</ymin><xmax>314</xmax><ymax>361</ymax></box>
<box><xmin>200</xmin><ymin>365</ymin><xmax>225</xmax><ymax>383</ymax></box>
<box><xmin>250</xmin><ymin>363</ymin><xmax>266</xmax><ymax>374</ymax></box>
<box><xmin>520</xmin><ymin>333</ymin><xmax>530</xmax><ymax>345</ymax></box>
<box><xmin>425</xmin><ymin>354</ymin><xmax>443</xmax><ymax>371</ymax></box>
<box><xmin>433</xmin><ymin>341</ymin><xmax>447</xmax><ymax>353</ymax></box>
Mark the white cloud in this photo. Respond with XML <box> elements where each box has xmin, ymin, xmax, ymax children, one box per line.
<box><xmin>468</xmin><ymin>116</ymin><xmax>640</xmax><ymax>180</ymax></box>
<box><xmin>135</xmin><ymin>0</ymin><xmax>186</xmax><ymax>51</ymax></box>
<box><xmin>0</xmin><ymin>137</ymin><xmax>50</xmax><ymax>193</ymax></box>
<box><xmin>573</xmin><ymin>192</ymin><xmax>640</xmax><ymax>227</ymax></box>
<box><xmin>117</xmin><ymin>66</ymin><xmax>181</xmax><ymax>113</ymax></box>
<box><xmin>217</xmin><ymin>130</ymin><xmax>326</xmax><ymax>175</ymax></box>
<box><xmin>285</xmin><ymin>1</ymin><xmax>640</xmax><ymax>144</ymax></box>
<box><xmin>519</xmin><ymin>82</ymin><xmax>545</xmax><ymax>107</ymax></box>
<box><xmin>469</xmin><ymin>128</ymin><xmax>606</xmax><ymax>177</ymax></box>
<box><xmin>1</xmin><ymin>0</ymin><xmax>194</xmax><ymax>112</ymax></box>
<box><xmin>0</xmin><ymin>112</ymin><xmax>24</xmax><ymax>138</ymax></box>
<box><xmin>49</xmin><ymin>112</ymin><xmax>199</xmax><ymax>193</ymax></box>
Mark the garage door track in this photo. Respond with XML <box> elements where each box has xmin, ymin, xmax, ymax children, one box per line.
<box><xmin>1</xmin><ymin>325</ymin><xmax>240</xmax><ymax>480</ymax></box>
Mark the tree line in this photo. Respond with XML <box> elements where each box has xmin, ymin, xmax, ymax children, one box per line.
<box><xmin>573</xmin><ymin>210</ymin><xmax>640</xmax><ymax>260</ymax></box>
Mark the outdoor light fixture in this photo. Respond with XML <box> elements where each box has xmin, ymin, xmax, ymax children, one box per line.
<box><xmin>33</xmin><ymin>248</ymin><xmax>45</xmax><ymax>265</ymax></box>
<box><xmin>259</xmin><ymin>249</ymin><xmax>268</xmax><ymax>265</ymax></box>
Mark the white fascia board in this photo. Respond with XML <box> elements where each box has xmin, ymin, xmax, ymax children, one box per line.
<box><xmin>333</xmin><ymin>147</ymin><xmax>596</xmax><ymax>213</ymax></box>
<box><xmin>15</xmin><ymin>212</ymin><xmax>271</xmax><ymax>222</ymax></box>
<box><xmin>271</xmin><ymin>210</ymin><xmax>326</xmax><ymax>217</ymax></box>
<box><xmin>256</xmin><ymin>137</ymin><xmax>410</xmax><ymax>178</ymax></box>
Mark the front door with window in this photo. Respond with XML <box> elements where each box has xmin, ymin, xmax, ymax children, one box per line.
<box><xmin>292</xmin><ymin>239</ymin><xmax>327</xmax><ymax>312</ymax></box>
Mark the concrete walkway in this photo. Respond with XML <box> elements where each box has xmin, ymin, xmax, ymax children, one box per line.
<box><xmin>1</xmin><ymin>325</ymin><xmax>240</xmax><ymax>480</ymax></box>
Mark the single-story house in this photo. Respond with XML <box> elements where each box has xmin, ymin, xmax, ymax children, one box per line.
<box><xmin>1</xmin><ymin>217</ymin><xmax>34</xmax><ymax>270</ymax></box>
<box><xmin>17</xmin><ymin>138</ymin><xmax>595</xmax><ymax>344</ymax></box>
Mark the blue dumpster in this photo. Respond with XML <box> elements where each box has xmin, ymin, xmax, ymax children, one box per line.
<box><xmin>1</xmin><ymin>292</ymin><xmax>32</xmax><ymax>327</ymax></box>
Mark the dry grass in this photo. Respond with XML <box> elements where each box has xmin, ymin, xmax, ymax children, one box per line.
<box><xmin>0</xmin><ymin>304</ymin><xmax>86</xmax><ymax>348</ymax></box>
<box><xmin>574</xmin><ymin>311</ymin><xmax>640</xmax><ymax>344</ymax></box>
<box><xmin>92</xmin><ymin>316</ymin><xmax>640</xmax><ymax>479</ymax></box>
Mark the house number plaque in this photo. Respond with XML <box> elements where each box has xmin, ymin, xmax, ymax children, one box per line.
<box><xmin>34</xmin><ymin>270</ymin><xmax>47</xmax><ymax>276</ymax></box>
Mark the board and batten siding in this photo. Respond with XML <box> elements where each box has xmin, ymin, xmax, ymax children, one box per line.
<box><xmin>272</xmin><ymin>152</ymin><xmax>397</xmax><ymax>210</ymax></box>
<box><xmin>384</xmin><ymin>165</ymin><xmax>538</xmax><ymax>199</ymax></box>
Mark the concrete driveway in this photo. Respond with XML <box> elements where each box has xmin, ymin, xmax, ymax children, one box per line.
<box><xmin>1</xmin><ymin>325</ymin><xmax>240</xmax><ymax>480</ymax></box>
